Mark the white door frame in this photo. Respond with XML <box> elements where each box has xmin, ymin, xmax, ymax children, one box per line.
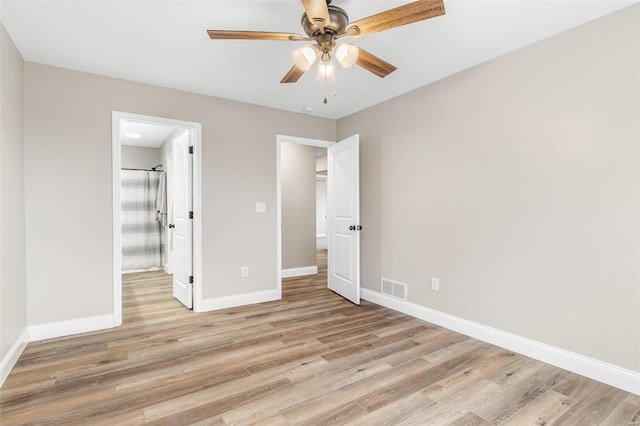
<box><xmin>276</xmin><ymin>135</ymin><xmax>334</xmax><ymax>296</ymax></box>
<box><xmin>112</xmin><ymin>111</ymin><xmax>203</xmax><ymax>326</ymax></box>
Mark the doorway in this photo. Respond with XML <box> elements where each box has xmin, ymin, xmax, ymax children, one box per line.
<box><xmin>119</xmin><ymin>123</ymin><xmax>175</xmax><ymax>273</ymax></box>
<box><xmin>277</xmin><ymin>135</ymin><xmax>333</xmax><ymax>297</ymax></box>
<box><xmin>112</xmin><ymin>112</ymin><xmax>203</xmax><ymax>326</ymax></box>
<box><xmin>277</xmin><ymin>134</ymin><xmax>361</xmax><ymax>305</ymax></box>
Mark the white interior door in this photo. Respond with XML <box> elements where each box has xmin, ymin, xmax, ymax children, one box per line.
<box><xmin>165</xmin><ymin>152</ymin><xmax>174</xmax><ymax>274</ymax></box>
<box><xmin>171</xmin><ymin>132</ymin><xmax>193</xmax><ymax>309</ymax></box>
<box><xmin>327</xmin><ymin>134</ymin><xmax>360</xmax><ymax>304</ymax></box>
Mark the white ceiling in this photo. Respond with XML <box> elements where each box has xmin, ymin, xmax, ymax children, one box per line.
<box><xmin>2</xmin><ymin>1</ymin><xmax>634</xmax><ymax>119</ymax></box>
<box><xmin>121</xmin><ymin>121</ymin><xmax>177</xmax><ymax>148</ymax></box>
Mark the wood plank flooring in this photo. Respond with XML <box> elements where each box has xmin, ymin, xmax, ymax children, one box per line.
<box><xmin>1</xmin><ymin>250</ymin><xmax>638</xmax><ymax>425</ymax></box>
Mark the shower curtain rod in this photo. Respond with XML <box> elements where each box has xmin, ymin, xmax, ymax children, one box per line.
<box><xmin>121</xmin><ymin>165</ymin><xmax>164</xmax><ymax>172</ymax></box>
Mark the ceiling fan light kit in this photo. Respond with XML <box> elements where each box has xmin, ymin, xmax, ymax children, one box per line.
<box><xmin>334</xmin><ymin>43</ymin><xmax>359</xmax><ymax>69</ymax></box>
<box><xmin>207</xmin><ymin>0</ymin><xmax>445</xmax><ymax>102</ymax></box>
<box><xmin>292</xmin><ymin>42</ymin><xmax>358</xmax><ymax>79</ymax></box>
<box><xmin>317</xmin><ymin>55</ymin><xmax>336</xmax><ymax>83</ymax></box>
<box><xmin>292</xmin><ymin>45</ymin><xmax>318</xmax><ymax>72</ymax></box>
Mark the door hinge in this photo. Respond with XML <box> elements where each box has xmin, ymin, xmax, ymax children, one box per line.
<box><xmin>189</xmin><ymin>211</ymin><xmax>193</xmax><ymax>219</ymax></box>
<box><xmin>189</xmin><ymin>276</ymin><xmax>194</xmax><ymax>284</ymax></box>
<box><xmin>189</xmin><ymin>146</ymin><xmax>194</xmax><ymax>154</ymax></box>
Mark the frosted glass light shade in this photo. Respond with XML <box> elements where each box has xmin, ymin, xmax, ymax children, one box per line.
<box><xmin>292</xmin><ymin>46</ymin><xmax>317</xmax><ymax>71</ymax></box>
<box><xmin>334</xmin><ymin>43</ymin><xmax>359</xmax><ymax>69</ymax></box>
<box><xmin>317</xmin><ymin>57</ymin><xmax>335</xmax><ymax>82</ymax></box>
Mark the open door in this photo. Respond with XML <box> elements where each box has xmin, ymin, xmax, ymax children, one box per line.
<box><xmin>170</xmin><ymin>132</ymin><xmax>193</xmax><ymax>309</ymax></box>
<box><xmin>327</xmin><ymin>134</ymin><xmax>360</xmax><ymax>304</ymax></box>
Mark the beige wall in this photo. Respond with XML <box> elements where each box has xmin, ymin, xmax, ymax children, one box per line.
<box><xmin>0</xmin><ymin>22</ymin><xmax>27</xmax><ymax>362</ymax></box>
<box><xmin>24</xmin><ymin>63</ymin><xmax>335</xmax><ymax>325</ymax></box>
<box><xmin>338</xmin><ymin>5</ymin><xmax>640</xmax><ymax>372</ymax></box>
<box><xmin>281</xmin><ymin>143</ymin><xmax>317</xmax><ymax>270</ymax></box>
<box><xmin>121</xmin><ymin>145</ymin><xmax>161</xmax><ymax>170</ymax></box>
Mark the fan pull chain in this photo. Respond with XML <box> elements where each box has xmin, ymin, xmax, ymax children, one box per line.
<box><xmin>321</xmin><ymin>65</ymin><xmax>337</xmax><ymax>105</ymax></box>
<box><xmin>323</xmin><ymin>74</ymin><xmax>328</xmax><ymax>104</ymax></box>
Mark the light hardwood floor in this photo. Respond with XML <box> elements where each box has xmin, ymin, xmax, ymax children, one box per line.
<box><xmin>1</xmin><ymin>251</ymin><xmax>639</xmax><ymax>425</ymax></box>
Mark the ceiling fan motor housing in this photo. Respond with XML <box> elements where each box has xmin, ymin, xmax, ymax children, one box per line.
<box><xmin>301</xmin><ymin>5</ymin><xmax>349</xmax><ymax>38</ymax></box>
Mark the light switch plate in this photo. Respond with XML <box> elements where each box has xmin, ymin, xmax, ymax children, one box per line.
<box><xmin>431</xmin><ymin>277</ymin><xmax>439</xmax><ymax>291</ymax></box>
<box><xmin>256</xmin><ymin>202</ymin><xmax>266</xmax><ymax>213</ymax></box>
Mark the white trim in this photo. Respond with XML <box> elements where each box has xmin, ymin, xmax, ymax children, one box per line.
<box><xmin>276</xmin><ymin>134</ymin><xmax>335</xmax><ymax>301</ymax></box>
<box><xmin>122</xmin><ymin>267</ymin><xmax>164</xmax><ymax>274</ymax></box>
<box><xmin>29</xmin><ymin>314</ymin><xmax>114</xmax><ymax>342</ymax></box>
<box><xmin>200</xmin><ymin>289</ymin><xmax>280</xmax><ymax>312</ymax></box>
<box><xmin>112</xmin><ymin>114</ymin><xmax>122</xmax><ymax>326</ymax></box>
<box><xmin>0</xmin><ymin>329</ymin><xmax>29</xmax><ymax>387</ymax></box>
<box><xmin>112</xmin><ymin>112</ymin><xmax>203</xmax><ymax>320</ymax></box>
<box><xmin>277</xmin><ymin>135</ymin><xmax>336</xmax><ymax>148</ymax></box>
<box><xmin>281</xmin><ymin>266</ymin><xmax>318</xmax><ymax>278</ymax></box>
<box><xmin>361</xmin><ymin>289</ymin><xmax>640</xmax><ymax>396</ymax></box>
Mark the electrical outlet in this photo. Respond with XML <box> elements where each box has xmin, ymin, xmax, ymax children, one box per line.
<box><xmin>256</xmin><ymin>202</ymin><xmax>266</xmax><ymax>213</ymax></box>
<box><xmin>241</xmin><ymin>266</ymin><xmax>249</xmax><ymax>278</ymax></box>
<box><xmin>431</xmin><ymin>277</ymin><xmax>439</xmax><ymax>292</ymax></box>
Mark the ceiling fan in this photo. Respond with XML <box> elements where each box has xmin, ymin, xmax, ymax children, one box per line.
<box><xmin>207</xmin><ymin>0</ymin><xmax>445</xmax><ymax>95</ymax></box>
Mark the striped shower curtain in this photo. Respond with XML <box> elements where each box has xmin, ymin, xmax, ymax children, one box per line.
<box><xmin>121</xmin><ymin>170</ymin><xmax>165</xmax><ymax>271</ymax></box>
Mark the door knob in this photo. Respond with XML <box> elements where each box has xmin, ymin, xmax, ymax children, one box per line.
<box><xmin>357</xmin><ymin>225</ymin><xmax>363</xmax><ymax>231</ymax></box>
<box><xmin>349</xmin><ymin>225</ymin><xmax>356</xmax><ymax>231</ymax></box>
<box><xmin>168</xmin><ymin>224</ymin><xmax>175</xmax><ymax>229</ymax></box>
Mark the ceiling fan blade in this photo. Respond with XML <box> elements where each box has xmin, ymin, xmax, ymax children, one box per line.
<box><xmin>356</xmin><ymin>49</ymin><xmax>397</xmax><ymax>78</ymax></box>
<box><xmin>301</xmin><ymin>0</ymin><xmax>330</xmax><ymax>30</ymax></box>
<box><xmin>207</xmin><ymin>30</ymin><xmax>306</xmax><ymax>41</ymax></box>
<box><xmin>281</xmin><ymin>65</ymin><xmax>306</xmax><ymax>83</ymax></box>
<box><xmin>345</xmin><ymin>0</ymin><xmax>445</xmax><ymax>37</ymax></box>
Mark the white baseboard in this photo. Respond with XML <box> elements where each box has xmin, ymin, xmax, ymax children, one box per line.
<box><xmin>200</xmin><ymin>289</ymin><xmax>280</xmax><ymax>312</ymax></box>
<box><xmin>29</xmin><ymin>314</ymin><xmax>114</xmax><ymax>342</ymax></box>
<box><xmin>0</xmin><ymin>328</ymin><xmax>29</xmax><ymax>387</ymax></box>
<box><xmin>361</xmin><ymin>288</ymin><xmax>640</xmax><ymax>396</ymax></box>
<box><xmin>281</xmin><ymin>266</ymin><xmax>318</xmax><ymax>278</ymax></box>
<box><xmin>122</xmin><ymin>267</ymin><xmax>163</xmax><ymax>274</ymax></box>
